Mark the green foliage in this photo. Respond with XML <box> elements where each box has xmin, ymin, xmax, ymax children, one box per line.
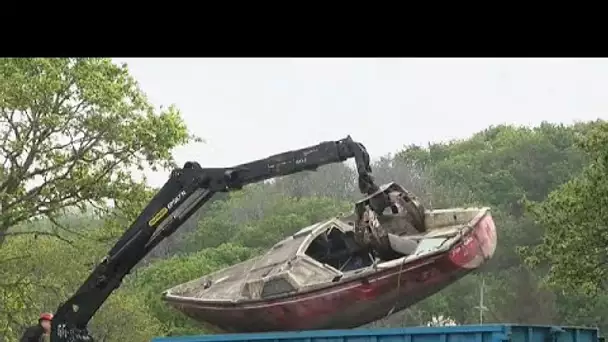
<box><xmin>526</xmin><ymin>120</ymin><xmax>608</xmax><ymax>295</ymax></box>
<box><xmin>124</xmin><ymin>243</ymin><xmax>256</xmax><ymax>337</ymax></box>
<box><xmin>396</xmin><ymin>123</ymin><xmax>588</xmax><ymax>271</ymax></box>
<box><xmin>272</xmin><ymin>163</ymin><xmax>357</xmax><ymax>200</ymax></box>
<box><xmin>89</xmin><ymin>292</ymin><xmax>165</xmax><ymax>342</ymax></box>
<box><xmin>0</xmin><ymin>58</ymin><xmax>197</xmax><ymax>341</ymax></box>
<box><xmin>393</xmin><ymin>122</ymin><xmax>600</xmax><ymax>326</ymax></box>
<box><xmin>0</xmin><ymin>226</ymin><xmax>102</xmax><ymax>341</ymax></box>
<box><xmin>183</xmin><ymin>186</ymin><xmax>351</xmax><ymax>252</ymax></box>
<box><xmin>0</xmin><ymin>57</ymin><xmax>199</xmax><ymax>246</ymax></box>
<box><xmin>397</xmin><ymin>122</ymin><xmax>589</xmax><ymax>211</ymax></box>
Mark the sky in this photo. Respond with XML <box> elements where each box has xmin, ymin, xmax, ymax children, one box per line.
<box><xmin>112</xmin><ymin>58</ymin><xmax>608</xmax><ymax>188</ymax></box>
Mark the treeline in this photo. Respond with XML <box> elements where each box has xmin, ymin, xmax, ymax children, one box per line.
<box><xmin>1</xmin><ymin>58</ymin><xmax>607</xmax><ymax>342</ymax></box>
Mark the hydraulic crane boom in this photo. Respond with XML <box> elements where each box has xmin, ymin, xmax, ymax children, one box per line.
<box><xmin>51</xmin><ymin>136</ymin><xmax>379</xmax><ymax>342</ymax></box>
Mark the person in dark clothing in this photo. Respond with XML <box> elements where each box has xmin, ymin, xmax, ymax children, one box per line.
<box><xmin>20</xmin><ymin>312</ymin><xmax>52</xmax><ymax>342</ymax></box>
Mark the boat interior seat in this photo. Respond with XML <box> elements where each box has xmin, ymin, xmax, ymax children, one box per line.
<box><xmin>306</xmin><ymin>229</ymin><xmax>367</xmax><ymax>264</ymax></box>
<box><xmin>387</xmin><ymin>233</ymin><xmax>419</xmax><ymax>256</ymax></box>
<box><xmin>342</xmin><ymin>230</ymin><xmax>365</xmax><ymax>254</ymax></box>
<box><xmin>324</xmin><ymin>229</ymin><xmax>364</xmax><ymax>257</ymax></box>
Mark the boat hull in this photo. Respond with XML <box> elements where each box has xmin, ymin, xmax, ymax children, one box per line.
<box><xmin>165</xmin><ymin>212</ymin><xmax>497</xmax><ymax>332</ymax></box>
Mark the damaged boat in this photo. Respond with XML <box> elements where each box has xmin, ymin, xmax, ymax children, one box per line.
<box><xmin>162</xmin><ymin>182</ymin><xmax>497</xmax><ymax>332</ymax></box>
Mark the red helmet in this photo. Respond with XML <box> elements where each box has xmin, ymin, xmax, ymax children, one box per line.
<box><xmin>39</xmin><ymin>313</ymin><xmax>53</xmax><ymax>321</ymax></box>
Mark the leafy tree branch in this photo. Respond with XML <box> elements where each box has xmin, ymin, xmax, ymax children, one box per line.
<box><xmin>0</xmin><ymin>58</ymin><xmax>201</xmax><ymax>246</ymax></box>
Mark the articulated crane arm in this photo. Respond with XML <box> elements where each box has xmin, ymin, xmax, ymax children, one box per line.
<box><xmin>51</xmin><ymin>136</ymin><xmax>379</xmax><ymax>342</ymax></box>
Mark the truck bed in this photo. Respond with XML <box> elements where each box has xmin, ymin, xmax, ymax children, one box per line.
<box><xmin>151</xmin><ymin>324</ymin><xmax>600</xmax><ymax>342</ymax></box>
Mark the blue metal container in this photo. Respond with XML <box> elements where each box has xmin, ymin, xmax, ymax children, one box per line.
<box><xmin>151</xmin><ymin>324</ymin><xmax>600</xmax><ymax>342</ymax></box>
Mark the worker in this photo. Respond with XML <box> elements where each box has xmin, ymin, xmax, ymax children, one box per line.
<box><xmin>20</xmin><ymin>312</ymin><xmax>53</xmax><ymax>342</ymax></box>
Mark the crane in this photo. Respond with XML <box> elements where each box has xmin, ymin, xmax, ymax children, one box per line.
<box><xmin>51</xmin><ymin>136</ymin><xmax>383</xmax><ymax>342</ymax></box>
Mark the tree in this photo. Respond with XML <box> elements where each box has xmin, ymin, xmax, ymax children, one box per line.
<box><xmin>271</xmin><ymin>163</ymin><xmax>357</xmax><ymax>200</ymax></box>
<box><xmin>525</xmin><ymin>119</ymin><xmax>608</xmax><ymax>295</ymax></box>
<box><xmin>0</xmin><ymin>58</ymin><xmax>199</xmax><ymax>246</ymax></box>
<box><xmin>392</xmin><ymin>122</ymin><xmax>594</xmax><ymax>325</ymax></box>
<box><xmin>396</xmin><ymin>122</ymin><xmax>590</xmax><ymax>213</ymax></box>
<box><xmin>123</xmin><ymin>243</ymin><xmax>257</xmax><ymax>337</ymax></box>
<box><xmin>0</xmin><ymin>216</ymin><xmax>169</xmax><ymax>342</ymax></box>
<box><xmin>181</xmin><ymin>185</ymin><xmax>351</xmax><ymax>253</ymax></box>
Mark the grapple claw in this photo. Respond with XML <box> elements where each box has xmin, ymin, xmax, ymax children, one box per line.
<box><xmin>353</xmin><ymin>182</ymin><xmax>427</xmax><ymax>260</ymax></box>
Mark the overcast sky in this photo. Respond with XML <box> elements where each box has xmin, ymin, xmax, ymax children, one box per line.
<box><xmin>112</xmin><ymin>58</ymin><xmax>608</xmax><ymax>188</ymax></box>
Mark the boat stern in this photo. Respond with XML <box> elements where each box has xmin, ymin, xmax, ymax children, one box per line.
<box><xmin>448</xmin><ymin>210</ymin><xmax>497</xmax><ymax>269</ymax></box>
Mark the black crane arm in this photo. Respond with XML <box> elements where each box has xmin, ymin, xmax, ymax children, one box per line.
<box><xmin>51</xmin><ymin>136</ymin><xmax>378</xmax><ymax>342</ymax></box>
